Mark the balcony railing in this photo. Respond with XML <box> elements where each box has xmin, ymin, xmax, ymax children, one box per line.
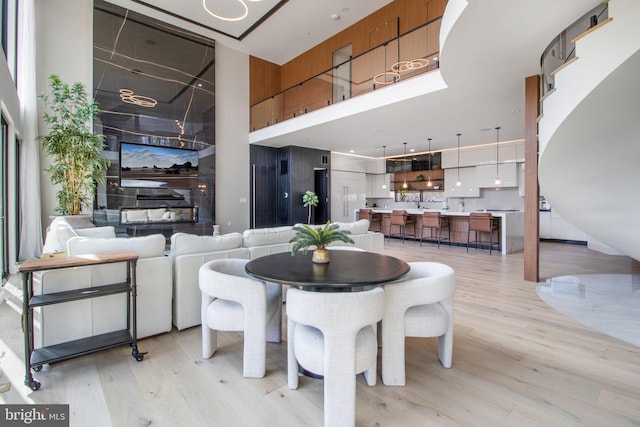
<box><xmin>250</xmin><ymin>16</ymin><xmax>443</xmax><ymax>132</ymax></box>
<box><xmin>540</xmin><ymin>2</ymin><xmax>608</xmax><ymax>97</ymax></box>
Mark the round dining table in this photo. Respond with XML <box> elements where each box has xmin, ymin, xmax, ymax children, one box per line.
<box><xmin>245</xmin><ymin>250</ymin><xmax>410</xmax><ymax>291</ymax></box>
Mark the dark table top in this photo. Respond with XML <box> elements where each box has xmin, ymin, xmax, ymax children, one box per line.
<box><xmin>245</xmin><ymin>250</ymin><xmax>410</xmax><ymax>290</ymax></box>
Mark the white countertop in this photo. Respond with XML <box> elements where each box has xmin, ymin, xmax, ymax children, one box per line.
<box><xmin>368</xmin><ymin>209</ymin><xmax>522</xmax><ymax>217</ymax></box>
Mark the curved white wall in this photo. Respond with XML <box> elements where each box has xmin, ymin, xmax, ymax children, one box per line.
<box><xmin>539</xmin><ymin>0</ymin><xmax>640</xmax><ymax>261</ymax></box>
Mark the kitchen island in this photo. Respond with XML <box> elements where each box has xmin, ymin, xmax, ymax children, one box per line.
<box><xmin>357</xmin><ymin>209</ymin><xmax>524</xmax><ymax>255</ymax></box>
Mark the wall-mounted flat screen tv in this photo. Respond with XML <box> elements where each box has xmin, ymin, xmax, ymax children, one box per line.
<box><xmin>119</xmin><ymin>142</ymin><xmax>199</xmax><ymax>189</ymax></box>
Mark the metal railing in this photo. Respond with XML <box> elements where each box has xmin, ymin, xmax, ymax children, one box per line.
<box><xmin>250</xmin><ymin>16</ymin><xmax>443</xmax><ymax>131</ymax></box>
<box><xmin>540</xmin><ymin>3</ymin><xmax>608</xmax><ymax>97</ymax></box>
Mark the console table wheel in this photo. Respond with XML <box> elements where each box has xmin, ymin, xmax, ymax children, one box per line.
<box><xmin>25</xmin><ymin>379</ymin><xmax>41</xmax><ymax>391</ymax></box>
<box><xmin>32</xmin><ymin>366</ymin><xmax>42</xmax><ymax>372</ymax></box>
<box><xmin>132</xmin><ymin>349</ymin><xmax>147</xmax><ymax>362</ymax></box>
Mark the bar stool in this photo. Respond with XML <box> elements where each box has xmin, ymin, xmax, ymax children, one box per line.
<box><xmin>388</xmin><ymin>210</ymin><xmax>409</xmax><ymax>243</ymax></box>
<box><xmin>419</xmin><ymin>212</ymin><xmax>450</xmax><ymax>249</ymax></box>
<box><xmin>467</xmin><ymin>212</ymin><xmax>499</xmax><ymax>254</ymax></box>
<box><xmin>358</xmin><ymin>208</ymin><xmax>381</xmax><ymax>232</ymax></box>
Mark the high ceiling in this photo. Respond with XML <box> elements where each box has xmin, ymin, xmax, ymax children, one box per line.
<box><xmin>105</xmin><ymin>0</ymin><xmax>602</xmax><ymax>158</ymax></box>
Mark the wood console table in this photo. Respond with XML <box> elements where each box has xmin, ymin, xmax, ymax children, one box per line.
<box><xmin>18</xmin><ymin>250</ymin><xmax>146</xmax><ymax>390</ymax></box>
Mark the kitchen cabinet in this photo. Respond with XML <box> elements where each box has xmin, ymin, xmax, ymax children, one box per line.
<box><xmin>441</xmin><ymin>141</ymin><xmax>524</xmax><ymax>168</ymax></box>
<box><xmin>475</xmin><ymin>163</ymin><xmax>517</xmax><ymax>188</ymax></box>
<box><xmin>540</xmin><ymin>210</ymin><xmax>587</xmax><ymax>241</ymax></box>
<box><xmin>443</xmin><ymin>167</ymin><xmax>480</xmax><ymax>197</ymax></box>
<box><xmin>331</xmin><ymin>170</ymin><xmax>366</xmax><ymax>222</ymax></box>
<box><xmin>539</xmin><ymin>211</ymin><xmax>552</xmax><ymax>239</ymax></box>
<box><xmin>366</xmin><ymin>173</ymin><xmax>392</xmax><ymax>198</ymax></box>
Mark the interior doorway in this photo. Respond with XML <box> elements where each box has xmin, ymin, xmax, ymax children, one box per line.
<box><xmin>314</xmin><ymin>169</ymin><xmax>329</xmax><ymax>224</ymax></box>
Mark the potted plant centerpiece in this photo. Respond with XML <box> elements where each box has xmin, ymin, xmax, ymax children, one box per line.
<box><xmin>39</xmin><ymin>74</ymin><xmax>109</xmax><ymax>221</ymax></box>
<box><xmin>290</xmin><ymin>221</ymin><xmax>354</xmax><ymax>264</ymax></box>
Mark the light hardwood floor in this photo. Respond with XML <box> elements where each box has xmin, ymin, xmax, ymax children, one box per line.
<box><xmin>1</xmin><ymin>241</ymin><xmax>639</xmax><ymax>426</ymax></box>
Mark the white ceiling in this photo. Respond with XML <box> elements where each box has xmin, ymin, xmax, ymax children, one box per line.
<box><xmin>106</xmin><ymin>0</ymin><xmax>602</xmax><ymax>158</ymax></box>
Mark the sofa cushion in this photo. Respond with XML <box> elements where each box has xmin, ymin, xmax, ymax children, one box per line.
<box><xmin>125</xmin><ymin>209</ymin><xmax>148</xmax><ymax>222</ymax></box>
<box><xmin>42</xmin><ymin>217</ymin><xmax>79</xmax><ymax>254</ymax></box>
<box><xmin>170</xmin><ymin>232</ymin><xmax>243</xmax><ymax>258</ymax></box>
<box><xmin>67</xmin><ymin>234</ymin><xmax>166</xmax><ymax>259</ymax></box>
<box><xmin>147</xmin><ymin>208</ymin><xmax>168</xmax><ymax>221</ymax></box>
<box><xmin>333</xmin><ymin>219</ymin><xmax>370</xmax><ymax>235</ymax></box>
<box><xmin>242</xmin><ymin>226</ymin><xmax>296</xmax><ymax>247</ymax></box>
<box><xmin>76</xmin><ymin>226</ymin><xmax>116</xmax><ymax>239</ymax></box>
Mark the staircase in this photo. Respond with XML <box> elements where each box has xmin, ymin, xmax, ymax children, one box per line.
<box><xmin>538</xmin><ymin>0</ymin><xmax>640</xmax><ymax>261</ymax></box>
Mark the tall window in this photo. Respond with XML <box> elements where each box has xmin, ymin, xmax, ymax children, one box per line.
<box><xmin>1</xmin><ymin>115</ymin><xmax>8</xmax><ymax>281</ymax></box>
<box><xmin>1</xmin><ymin>0</ymin><xmax>7</xmax><ymax>58</ymax></box>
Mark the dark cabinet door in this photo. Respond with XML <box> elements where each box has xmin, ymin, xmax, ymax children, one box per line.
<box><xmin>250</xmin><ymin>146</ymin><xmax>278</xmax><ymax>228</ymax></box>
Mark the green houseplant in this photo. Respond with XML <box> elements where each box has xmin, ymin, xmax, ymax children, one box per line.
<box><xmin>302</xmin><ymin>190</ymin><xmax>319</xmax><ymax>224</ymax></box>
<box><xmin>290</xmin><ymin>221</ymin><xmax>354</xmax><ymax>263</ymax></box>
<box><xmin>39</xmin><ymin>74</ymin><xmax>109</xmax><ymax>215</ymax></box>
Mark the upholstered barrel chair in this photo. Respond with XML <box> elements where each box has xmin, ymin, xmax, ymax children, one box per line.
<box><xmin>287</xmin><ymin>286</ymin><xmax>384</xmax><ymax>427</ymax></box>
<box><xmin>199</xmin><ymin>258</ymin><xmax>282</xmax><ymax>378</ymax></box>
<box><xmin>382</xmin><ymin>262</ymin><xmax>456</xmax><ymax>386</ymax></box>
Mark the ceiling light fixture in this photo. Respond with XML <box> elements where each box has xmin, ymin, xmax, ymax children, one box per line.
<box><xmin>203</xmin><ymin>0</ymin><xmax>249</xmax><ymax>22</ymax></box>
<box><xmin>456</xmin><ymin>133</ymin><xmax>462</xmax><ymax>187</ymax></box>
<box><xmin>382</xmin><ymin>145</ymin><xmax>387</xmax><ymax>189</ymax></box>
<box><xmin>119</xmin><ymin>89</ymin><xmax>157</xmax><ymax>108</ymax></box>
<box><xmin>426</xmin><ymin>138</ymin><xmax>433</xmax><ymax>187</ymax></box>
<box><xmin>402</xmin><ymin>142</ymin><xmax>408</xmax><ymax>189</ymax></box>
<box><xmin>494</xmin><ymin>126</ymin><xmax>501</xmax><ymax>185</ymax></box>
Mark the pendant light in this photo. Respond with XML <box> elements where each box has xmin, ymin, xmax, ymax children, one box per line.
<box><xmin>402</xmin><ymin>142</ymin><xmax>408</xmax><ymax>189</ymax></box>
<box><xmin>494</xmin><ymin>126</ymin><xmax>501</xmax><ymax>185</ymax></box>
<box><xmin>426</xmin><ymin>138</ymin><xmax>433</xmax><ymax>187</ymax></box>
<box><xmin>381</xmin><ymin>145</ymin><xmax>387</xmax><ymax>189</ymax></box>
<box><xmin>456</xmin><ymin>133</ymin><xmax>462</xmax><ymax>186</ymax></box>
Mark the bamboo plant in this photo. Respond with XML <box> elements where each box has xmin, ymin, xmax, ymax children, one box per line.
<box><xmin>39</xmin><ymin>74</ymin><xmax>109</xmax><ymax>215</ymax></box>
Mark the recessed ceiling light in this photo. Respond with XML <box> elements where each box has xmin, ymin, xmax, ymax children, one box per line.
<box><xmin>410</xmin><ymin>149</ymin><xmax>415</xmax><ymax>152</ymax></box>
<box><xmin>349</xmin><ymin>150</ymin><xmax>354</xmax><ymax>153</ymax></box>
<box><xmin>331</xmin><ymin>14</ymin><xmax>340</xmax><ymax>20</ymax></box>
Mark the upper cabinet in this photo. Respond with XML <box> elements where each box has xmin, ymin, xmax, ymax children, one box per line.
<box><xmin>475</xmin><ymin>163</ymin><xmax>517</xmax><ymax>188</ymax></box>
<box><xmin>366</xmin><ymin>174</ymin><xmax>393</xmax><ymax>198</ymax></box>
<box><xmin>443</xmin><ymin>167</ymin><xmax>480</xmax><ymax>197</ymax></box>
<box><xmin>441</xmin><ymin>141</ymin><xmax>524</xmax><ymax>169</ymax></box>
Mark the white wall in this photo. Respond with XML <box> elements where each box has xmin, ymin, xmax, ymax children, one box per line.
<box><xmin>35</xmin><ymin>0</ymin><xmax>93</xmax><ymax>226</ymax></box>
<box><xmin>214</xmin><ymin>44</ymin><xmax>250</xmax><ymax>233</ymax></box>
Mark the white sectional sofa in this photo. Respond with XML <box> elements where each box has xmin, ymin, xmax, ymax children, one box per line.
<box><xmin>34</xmin><ymin>217</ymin><xmax>384</xmax><ymax>338</ymax></box>
<box><xmin>171</xmin><ymin>220</ymin><xmax>383</xmax><ymax>330</ymax></box>
<box><xmin>33</xmin><ymin>232</ymin><xmax>173</xmax><ymax>348</ymax></box>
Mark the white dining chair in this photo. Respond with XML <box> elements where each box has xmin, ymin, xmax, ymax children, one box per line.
<box><xmin>286</xmin><ymin>286</ymin><xmax>384</xmax><ymax>427</ymax></box>
<box><xmin>382</xmin><ymin>262</ymin><xmax>456</xmax><ymax>386</ymax></box>
<box><xmin>199</xmin><ymin>258</ymin><xmax>282</xmax><ymax>378</ymax></box>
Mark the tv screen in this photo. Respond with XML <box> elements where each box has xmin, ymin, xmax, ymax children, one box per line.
<box><xmin>119</xmin><ymin>142</ymin><xmax>199</xmax><ymax>189</ymax></box>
